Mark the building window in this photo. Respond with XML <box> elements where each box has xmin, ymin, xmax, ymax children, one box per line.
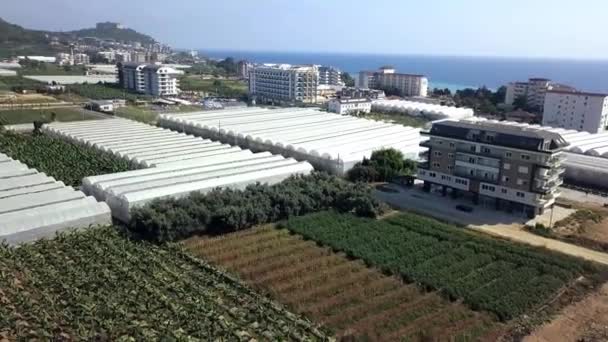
<box><xmin>447</xmin><ymin>165</ymin><xmax>454</xmax><ymax>171</ymax></box>
<box><xmin>469</xmin><ymin>157</ymin><xmax>475</xmax><ymax>163</ymax></box>
<box><xmin>505</xmin><ymin>152</ymin><xmax>512</xmax><ymax>158</ymax></box>
<box><xmin>429</xmin><ymin>172</ymin><xmax>437</xmax><ymax>178</ymax></box>
<box><xmin>521</xmin><ymin>154</ymin><xmax>531</xmax><ymax>160</ymax></box>
<box><xmin>482</xmin><ymin>147</ymin><xmax>491</xmax><ymax>154</ymax></box>
<box><xmin>433</xmin><ymin>162</ymin><xmax>441</xmax><ymax>168</ymax></box>
<box><xmin>516</xmin><ymin>192</ymin><xmax>525</xmax><ymax>198</ymax></box>
<box><xmin>517</xmin><ymin>179</ymin><xmax>525</xmax><ymax>185</ymax></box>
<box><xmin>501</xmin><ymin>189</ymin><xmax>508</xmax><ymax>194</ymax></box>
<box><xmin>470</xmin><ymin>146</ymin><xmax>476</xmax><ymax>152</ymax></box>
<box><xmin>502</xmin><ymin>176</ymin><xmax>510</xmax><ymax>182</ymax></box>
<box><xmin>449</xmin><ymin>142</ymin><xmax>455</xmax><ymax>148</ymax></box>
<box><xmin>518</xmin><ymin>166</ymin><xmax>529</xmax><ymax>174</ymax></box>
<box><xmin>448</xmin><ymin>153</ymin><xmax>454</xmax><ymax>159</ymax></box>
<box><xmin>434</xmin><ymin>151</ymin><xmax>442</xmax><ymax>157</ymax></box>
<box><xmin>503</xmin><ymin>163</ymin><xmax>511</xmax><ymax>170</ymax></box>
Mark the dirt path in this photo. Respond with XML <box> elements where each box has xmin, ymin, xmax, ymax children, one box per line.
<box><xmin>471</xmin><ymin>224</ymin><xmax>608</xmax><ymax>266</ymax></box>
<box><xmin>524</xmin><ymin>283</ymin><xmax>608</xmax><ymax>342</ymax></box>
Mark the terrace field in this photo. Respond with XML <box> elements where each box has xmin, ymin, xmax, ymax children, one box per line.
<box><xmin>0</xmin><ymin>227</ymin><xmax>328</xmax><ymax>340</ymax></box>
<box><xmin>281</xmin><ymin>212</ymin><xmax>608</xmax><ymax>323</ymax></box>
<box><xmin>0</xmin><ymin>131</ymin><xmax>133</xmax><ymax>186</ymax></box>
<box><xmin>186</xmin><ymin>226</ymin><xmax>502</xmax><ymax>340</ymax></box>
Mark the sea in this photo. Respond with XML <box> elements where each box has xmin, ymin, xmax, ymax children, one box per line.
<box><xmin>200</xmin><ymin>50</ymin><xmax>608</xmax><ymax>93</ymax></box>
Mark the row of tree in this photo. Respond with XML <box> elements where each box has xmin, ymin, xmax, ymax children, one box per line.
<box><xmin>128</xmin><ymin>172</ymin><xmax>387</xmax><ymax>243</ymax></box>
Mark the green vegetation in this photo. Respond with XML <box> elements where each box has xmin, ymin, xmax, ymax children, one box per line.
<box><xmin>186</xmin><ymin>57</ymin><xmax>239</xmax><ymax>77</ymax></box>
<box><xmin>0</xmin><ymin>227</ymin><xmax>327</xmax><ymax>340</ymax></box>
<box><xmin>129</xmin><ymin>172</ymin><xmax>386</xmax><ymax>243</ymax></box>
<box><xmin>348</xmin><ymin>148</ymin><xmax>417</xmax><ymax>182</ymax></box>
<box><xmin>340</xmin><ymin>72</ymin><xmax>355</xmax><ymax>87</ymax></box>
<box><xmin>179</xmin><ymin>77</ymin><xmax>248</xmax><ymax>98</ymax></box>
<box><xmin>114</xmin><ymin>106</ymin><xmax>159</xmax><ymax>124</ymax></box>
<box><xmin>0</xmin><ymin>76</ymin><xmax>44</xmax><ymax>91</ymax></box>
<box><xmin>356</xmin><ymin>110</ymin><xmax>431</xmax><ymax>128</ymax></box>
<box><xmin>0</xmin><ymin>131</ymin><xmax>133</xmax><ymax>186</ymax></box>
<box><xmin>430</xmin><ymin>86</ymin><xmax>507</xmax><ymax>114</ymax></box>
<box><xmin>70</xmin><ymin>25</ymin><xmax>155</xmax><ymax>44</ymax></box>
<box><xmin>17</xmin><ymin>60</ymin><xmax>87</xmax><ymax>76</ymax></box>
<box><xmin>66</xmin><ymin>83</ymin><xmax>151</xmax><ymax>101</ymax></box>
<box><xmin>283</xmin><ymin>211</ymin><xmax>606</xmax><ymax>321</ymax></box>
<box><xmin>0</xmin><ymin>107</ymin><xmax>97</xmax><ymax>125</ymax></box>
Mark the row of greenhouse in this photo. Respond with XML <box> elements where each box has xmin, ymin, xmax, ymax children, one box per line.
<box><xmin>159</xmin><ymin>107</ymin><xmax>423</xmax><ymax>175</ymax></box>
<box><xmin>0</xmin><ymin>153</ymin><xmax>111</xmax><ymax>244</ymax></box>
<box><xmin>371</xmin><ymin>99</ymin><xmax>475</xmax><ymax>121</ymax></box>
<box><xmin>44</xmin><ymin>119</ymin><xmax>313</xmax><ymax>222</ymax></box>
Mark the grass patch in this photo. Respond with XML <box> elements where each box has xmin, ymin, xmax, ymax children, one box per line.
<box><xmin>0</xmin><ymin>107</ymin><xmax>98</xmax><ymax>125</ymax></box>
<box><xmin>114</xmin><ymin>106</ymin><xmax>159</xmax><ymax>124</ymax></box>
<box><xmin>66</xmin><ymin>83</ymin><xmax>152</xmax><ymax>101</ymax></box>
<box><xmin>179</xmin><ymin>77</ymin><xmax>247</xmax><ymax>98</ymax></box>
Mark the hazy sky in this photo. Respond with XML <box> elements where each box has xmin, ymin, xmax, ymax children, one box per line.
<box><xmin>4</xmin><ymin>0</ymin><xmax>608</xmax><ymax>59</ymax></box>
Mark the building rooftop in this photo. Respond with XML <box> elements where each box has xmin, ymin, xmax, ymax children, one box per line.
<box><xmin>426</xmin><ymin>120</ymin><xmax>569</xmax><ymax>153</ymax></box>
<box><xmin>332</xmin><ymin>98</ymin><xmax>372</xmax><ymax>104</ymax></box>
<box><xmin>546</xmin><ymin>89</ymin><xmax>608</xmax><ymax>97</ymax></box>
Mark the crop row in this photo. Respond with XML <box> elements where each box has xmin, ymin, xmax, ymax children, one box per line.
<box><xmin>283</xmin><ymin>211</ymin><xmax>606</xmax><ymax>321</ymax></box>
<box><xmin>0</xmin><ymin>227</ymin><xmax>328</xmax><ymax>340</ymax></box>
<box><xmin>0</xmin><ymin>131</ymin><xmax>133</xmax><ymax>186</ymax></box>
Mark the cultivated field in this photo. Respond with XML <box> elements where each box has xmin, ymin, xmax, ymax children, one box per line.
<box><xmin>0</xmin><ymin>227</ymin><xmax>328</xmax><ymax>340</ymax></box>
<box><xmin>0</xmin><ymin>131</ymin><xmax>133</xmax><ymax>186</ymax></box>
<box><xmin>185</xmin><ymin>226</ymin><xmax>502</xmax><ymax>340</ymax></box>
<box><xmin>283</xmin><ymin>212</ymin><xmax>607</xmax><ymax>323</ymax></box>
<box><xmin>0</xmin><ymin>107</ymin><xmax>98</xmax><ymax>125</ymax></box>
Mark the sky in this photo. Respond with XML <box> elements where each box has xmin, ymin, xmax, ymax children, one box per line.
<box><xmin>4</xmin><ymin>0</ymin><xmax>608</xmax><ymax>59</ymax></box>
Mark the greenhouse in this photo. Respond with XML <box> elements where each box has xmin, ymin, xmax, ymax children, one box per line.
<box><xmin>0</xmin><ymin>153</ymin><xmax>111</xmax><ymax>244</ymax></box>
<box><xmin>371</xmin><ymin>99</ymin><xmax>475</xmax><ymax>121</ymax></box>
<box><xmin>44</xmin><ymin>118</ymin><xmax>314</xmax><ymax>221</ymax></box>
<box><xmin>159</xmin><ymin>107</ymin><xmax>422</xmax><ymax>175</ymax></box>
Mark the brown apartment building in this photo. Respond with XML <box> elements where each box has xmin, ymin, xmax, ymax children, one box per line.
<box><xmin>418</xmin><ymin>120</ymin><xmax>568</xmax><ymax>218</ymax></box>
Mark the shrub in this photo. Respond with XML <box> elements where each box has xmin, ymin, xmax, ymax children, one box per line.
<box><xmin>347</xmin><ymin>148</ymin><xmax>417</xmax><ymax>183</ymax></box>
<box><xmin>129</xmin><ymin>172</ymin><xmax>386</xmax><ymax>242</ymax></box>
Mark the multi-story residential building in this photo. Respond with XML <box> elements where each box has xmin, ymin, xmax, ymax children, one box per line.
<box><xmin>338</xmin><ymin>87</ymin><xmax>386</xmax><ymax>100</ymax></box>
<box><xmin>328</xmin><ymin>98</ymin><xmax>372</xmax><ymax>115</ymax></box>
<box><xmin>357</xmin><ymin>67</ymin><xmax>428</xmax><ymax>97</ymax></box>
<box><xmin>318</xmin><ymin>66</ymin><xmax>344</xmax><ymax>86</ymax></box>
<box><xmin>73</xmin><ymin>53</ymin><xmax>90</xmax><ymax>65</ymax></box>
<box><xmin>115</xmin><ymin>52</ymin><xmax>131</xmax><ymax>63</ymax></box>
<box><xmin>118</xmin><ymin>63</ymin><xmax>180</xmax><ymax>96</ymax></box>
<box><xmin>504</xmin><ymin>78</ymin><xmax>577</xmax><ymax>110</ymax></box>
<box><xmin>55</xmin><ymin>53</ymin><xmax>72</xmax><ymax>66</ymax></box>
<box><xmin>249</xmin><ymin>64</ymin><xmax>318</xmax><ymax>104</ymax></box>
<box><xmin>542</xmin><ymin>90</ymin><xmax>608</xmax><ymax>133</ymax></box>
<box><xmin>418</xmin><ymin>120</ymin><xmax>568</xmax><ymax>218</ymax></box>
<box><xmin>131</xmin><ymin>52</ymin><xmax>148</xmax><ymax>63</ymax></box>
<box><xmin>237</xmin><ymin>60</ymin><xmax>252</xmax><ymax>79</ymax></box>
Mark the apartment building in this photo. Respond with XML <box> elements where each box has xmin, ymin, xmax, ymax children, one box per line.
<box><xmin>504</xmin><ymin>78</ymin><xmax>576</xmax><ymax>110</ymax></box>
<box><xmin>73</xmin><ymin>53</ymin><xmax>90</xmax><ymax>65</ymax></box>
<box><xmin>328</xmin><ymin>98</ymin><xmax>372</xmax><ymax>115</ymax></box>
<box><xmin>418</xmin><ymin>120</ymin><xmax>568</xmax><ymax>218</ymax></box>
<box><xmin>318</xmin><ymin>66</ymin><xmax>344</xmax><ymax>86</ymax></box>
<box><xmin>249</xmin><ymin>64</ymin><xmax>318</xmax><ymax>104</ymax></box>
<box><xmin>118</xmin><ymin>63</ymin><xmax>180</xmax><ymax>96</ymax></box>
<box><xmin>237</xmin><ymin>60</ymin><xmax>252</xmax><ymax>79</ymax></box>
<box><xmin>542</xmin><ymin>90</ymin><xmax>608</xmax><ymax>133</ymax></box>
<box><xmin>357</xmin><ymin>67</ymin><xmax>428</xmax><ymax>97</ymax></box>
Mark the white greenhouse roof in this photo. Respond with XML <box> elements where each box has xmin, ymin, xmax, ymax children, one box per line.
<box><xmin>372</xmin><ymin>99</ymin><xmax>474</xmax><ymax>121</ymax></box>
<box><xmin>24</xmin><ymin>75</ymin><xmax>118</xmax><ymax>84</ymax></box>
<box><xmin>158</xmin><ymin>107</ymin><xmax>423</xmax><ymax>175</ymax></box>
<box><xmin>465</xmin><ymin>118</ymin><xmax>608</xmax><ymax>159</ymax></box>
<box><xmin>44</xmin><ymin>118</ymin><xmax>313</xmax><ymax>221</ymax></box>
<box><xmin>0</xmin><ymin>154</ymin><xmax>111</xmax><ymax>245</ymax></box>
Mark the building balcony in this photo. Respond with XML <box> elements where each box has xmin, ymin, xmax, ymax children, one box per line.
<box><xmin>538</xmin><ymin>154</ymin><xmax>566</xmax><ymax>167</ymax></box>
<box><xmin>419</xmin><ymin>140</ymin><xmax>432</xmax><ymax>148</ymax></box>
<box><xmin>534</xmin><ymin>178</ymin><xmax>564</xmax><ymax>194</ymax></box>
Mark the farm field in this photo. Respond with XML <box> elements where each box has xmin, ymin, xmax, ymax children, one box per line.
<box><xmin>185</xmin><ymin>226</ymin><xmax>503</xmax><ymax>340</ymax></box>
<box><xmin>0</xmin><ymin>131</ymin><xmax>133</xmax><ymax>186</ymax></box>
<box><xmin>283</xmin><ymin>212</ymin><xmax>608</xmax><ymax>322</ymax></box>
<box><xmin>0</xmin><ymin>227</ymin><xmax>327</xmax><ymax>340</ymax></box>
<box><xmin>179</xmin><ymin>76</ymin><xmax>248</xmax><ymax>98</ymax></box>
<box><xmin>115</xmin><ymin>105</ymin><xmax>202</xmax><ymax>124</ymax></box>
<box><xmin>0</xmin><ymin>107</ymin><xmax>98</xmax><ymax>125</ymax></box>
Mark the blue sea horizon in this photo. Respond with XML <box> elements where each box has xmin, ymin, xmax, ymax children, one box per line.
<box><xmin>197</xmin><ymin>50</ymin><xmax>608</xmax><ymax>93</ymax></box>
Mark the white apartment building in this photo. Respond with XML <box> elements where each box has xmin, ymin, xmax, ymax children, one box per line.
<box><xmin>318</xmin><ymin>66</ymin><xmax>344</xmax><ymax>86</ymax></box>
<box><xmin>118</xmin><ymin>63</ymin><xmax>180</xmax><ymax>96</ymax></box>
<box><xmin>542</xmin><ymin>90</ymin><xmax>608</xmax><ymax>134</ymax></box>
<box><xmin>73</xmin><ymin>53</ymin><xmax>90</xmax><ymax>65</ymax></box>
<box><xmin>504</xmin><ymin>78</ymin><xmax>577</xmax><ymax>110</ymax></box>
<box><xmin>357</xmin><ymin>67</ymin><xmax>428</xmax><ymax>97</ymax></box>
<box><xmin>328</xmin><ymin>98</ymin><xmax>372</xmax><ymax>115</ymax></box>
<box><xmin>249</xmin><ymin>64</ymin><xmax>318</xmax><ymax>104</ymax></box>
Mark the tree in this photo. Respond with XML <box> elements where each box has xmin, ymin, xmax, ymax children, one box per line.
<box><xmin>513</xmin><ymin>95</ymin><xmax>528</xmax><ymax>110</ymax></box>
<box><xmin>341</xmin><ymin>72</ymin><xmax>355</xmax><ymax>87</ymax></box>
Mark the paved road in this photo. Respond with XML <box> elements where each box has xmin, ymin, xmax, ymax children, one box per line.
<box><xmin>375</xmin><ymin>183</ymin><xmax>608</xmax><ymax>266</ymax></box>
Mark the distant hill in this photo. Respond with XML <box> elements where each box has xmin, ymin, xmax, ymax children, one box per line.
<box><xmin>67</xmin><ymin>25</ymin><xmax>156</xmax><ymax>45</ymax></box>
<box><xmin>0</xmin><ymin>18</ymin><xmax>158</xmax><ymax>58</ymax></box>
